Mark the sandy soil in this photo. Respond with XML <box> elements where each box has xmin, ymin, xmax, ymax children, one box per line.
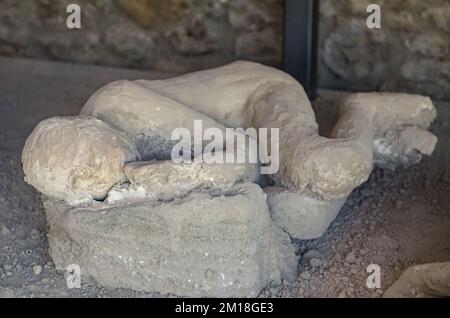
<box><xmin>1</xmin><ymin>58</ymin><xmax>449</xmax><ymax>298</ymax></box>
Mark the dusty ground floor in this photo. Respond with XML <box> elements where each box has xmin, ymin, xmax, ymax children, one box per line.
<box><xmin>0</xmin><ymin>57</ymin><xmax>449</xmax><ymax>298</ymax></box>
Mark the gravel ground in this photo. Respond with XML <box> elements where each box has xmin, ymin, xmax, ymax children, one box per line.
<box><xmin>1</xmin><ymin>58</ymin><xmax>449</xmax><ymax>298</ymax></box>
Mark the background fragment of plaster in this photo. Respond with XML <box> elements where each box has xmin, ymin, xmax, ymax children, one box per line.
<box><xmin>123</xmin><ymin>159</ymin><xmax>260</xmax><ymax>201</ymax></box>
<box><xmin>22</xmin><ymin>116</ymin><xmax>139</xmax><ymax>204</ymax></box>
<box><xmin>265</xmin><ymin>187</ymin><xmax>347</xmax><ymax>240</ymax></box>
<box><xmin>43</xmin><ymin>183</ymin><xmax>298</xmax><ymax>298</ymax></box>
<box><xmin>383</xmin><ymin>262</ymin><xmax>450</xmax><ymax>298</ymax></box>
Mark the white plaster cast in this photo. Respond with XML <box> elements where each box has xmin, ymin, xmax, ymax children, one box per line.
<box><xmin>21</xmin><ymin>61</ymin><xmax>439</xmax><ymax>297</ymax></box>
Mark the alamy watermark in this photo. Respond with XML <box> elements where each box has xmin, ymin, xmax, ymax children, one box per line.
<box><xmin>65</xmin><ymin>264</ymin><xmax>82</xmax><ymax>289</ymax></box>
<box><xmin>367</xmin><ymin>4</ymin><xmax>381</xmax><ymax>29</ymax></box>
<box><xmin>66</xmin><ymin>3</ymin><xmax>381</xmax><ymax>30</ymax></box>
<box><xmin>366</xmin><ymin>264</ymin><xmax>382</xmax><ymax>289</ymax></box>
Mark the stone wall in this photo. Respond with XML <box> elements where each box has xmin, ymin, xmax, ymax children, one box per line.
<box><xmin>0</xmin><ymin>0</ymin><xmax>448</xmax><ymax>100</ymax></box>
<box><xmin>319</xmin><ymin>0</ymin><xmax>450</xmax><ymax>100</ymax></box>
<box><xmin>0</xmin><ymin>0</ymin><xmax>283</xmax><ymax>73</ymax></box>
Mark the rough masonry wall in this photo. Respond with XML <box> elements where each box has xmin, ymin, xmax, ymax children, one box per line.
<box><xmin>0</xmin><ymin>0</ymin><xmax>283</xmax><ymax>73</ymax></box>
<box><xmin>319</xmin><ymin>0</ymin><xmax>450</xmax><ymax>101</ymax></box>
<box><xmin>0</xmin><ymin>0</ymin><xmax>448</xmax><ymax>100</ymax></box>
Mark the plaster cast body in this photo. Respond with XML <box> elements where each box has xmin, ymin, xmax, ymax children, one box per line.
<box><xmin>22</xmin><ymin>61</ymin><xmax>438</xmax><ymax>297</ymax></box>
<box><xmin>132</xmin><ymin>62</ymin><xmax>372</xmax><ymax>200</ymax></box>
<box><xmin>118</xmin><ymin>62</ymin><xmax>436</xmax><ymax>200</ymax></box>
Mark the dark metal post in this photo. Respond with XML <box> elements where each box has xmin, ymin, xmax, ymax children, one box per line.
<box><xmin>283</xmin><ymin>0</ymin><xmax>319</xmax><ymax>98</ymax></box>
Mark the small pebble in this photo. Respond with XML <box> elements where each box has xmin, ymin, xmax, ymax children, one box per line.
<box><xmin>303</xmin><ymin>250</ymin><xmax>324</xmax><ymax>260</ymax></box>
<box><xmin>0</xmin><ymin>288</ymin><xmax>15</xmax><ymax>298</ymax></box>
<box><xmin>30</xmin><ymin>229</ymin><xmax>40</xmax><ymax>240</ymax></box>
<box><xmin>299</xmin><ymin>271</ymin><xmax>311</xmax><ymax>280</ymax></box>
<box><xmin>338</xmin><ymin>290</ymin><xmax>347</xmax><ymax>298</ymax></box>
<box><xmin>1</xmin><ymin>225</ymin><xmax>11</xmax><ymax>236</ymax></box>
<box><xmin>309</xmin><ymin>258</ymin><xmax>325</xmax><ymax>268</ymax></box>
<box><xmin>33</xmin><ymin>265</ymin><xmax>43</xmax><ymax>275</ymax></box>
<box><xmin>345</xmin><ymin>251</ymin><xmax>357</xmax><ymax>264</ymax></box>
<box><xmin>361</xmin><ymin>188</ymin><xmax>374</xmax><ymax>198</ymax></box>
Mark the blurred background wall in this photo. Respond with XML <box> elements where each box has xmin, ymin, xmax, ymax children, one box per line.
<box><xmin>0</xmin><ymin>0</ymin><xmax>449</xmax><ymax>100</ymax></box>
<box><xmin>319</xmin><ymin>0</ymin><xmax>450</xmax><ymax>101</ymax></box>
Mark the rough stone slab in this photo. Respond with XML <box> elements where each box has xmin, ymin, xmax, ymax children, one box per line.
<box><xmin>22</xmin><ymin>116</ymin><xmax>139</xmax><ymax>204</ymax></box>
<box><xmin>123</xmin><ymin>159</ymin><xmax>260</xmax><ymax>201</ymax></box>
<box><xmin>265</xmin><ymin>187</ymin><xmax>347</xmax><ymax>240</ymax></box>
<box><xmin>44</xmin><ymin>183</ymin><xmax>298</xmax><ymax>297</ymax></box>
